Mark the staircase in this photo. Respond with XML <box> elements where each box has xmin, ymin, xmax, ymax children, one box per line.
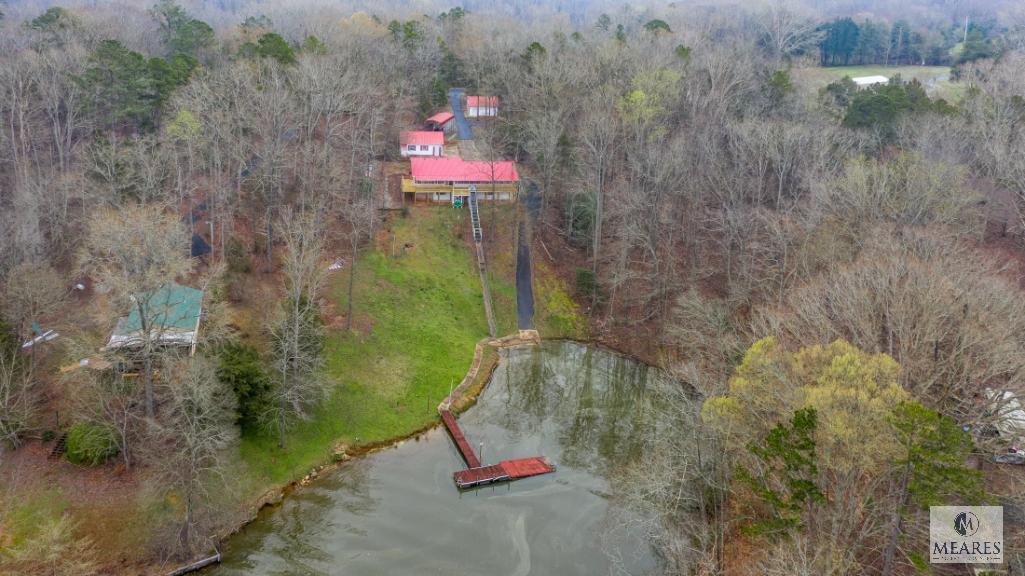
<box><xmin>48</xmin><ymin>432</ymin><xmax>68</xmax><ymax>460</ymax></box>
<box><xmin>465</xmin><ymin>185</ymin><xmax>496</xmax><ymax>337</ymax></box>
<box><xmin>468</xmin><ymin>186</ymin><xmax>482</xmax><ymax>243</ymax></box>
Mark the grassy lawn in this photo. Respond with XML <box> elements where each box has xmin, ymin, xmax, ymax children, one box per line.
<box><xmin>1</xmin><ymin>489</ymin><xmax>68</xmax><ymax>550</ymax></box>
<box><xmin>489</xmin><ymin>267</ymin><xmax>518</xmax><ymax>336</ymax></box>
<box><xmin>238</xmin><ymin>207</ymin><xmax>500</xmax><ymax>485</ymax></box>
<box><xmin>796</xmin><ymin>64</ymin><xmax>949</xmax><ymax>83</ymax></box>
<box><xmin>481</xmin><ymin>203</ymin><xmax>520</xmax><ymax>335</ymax></box>
<box><xmin>533</xmin><ymin>259</ymin><xmax>587</xmax><ymax>339</ymax></box>
<box><xmin>793</xmin><ymin>65</ymin><xmax>963</xmax><ymax>101</ymax></box>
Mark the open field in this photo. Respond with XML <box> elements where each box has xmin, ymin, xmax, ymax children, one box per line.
<box><xmin>792</xmin><ymin>65</ymin><xmax>964</xmax><ymax>100</ymax></box>
<box><xmin>796</xmin><ymin>65</ymin><xmax>950</xmax><ymax>83</ymax></box>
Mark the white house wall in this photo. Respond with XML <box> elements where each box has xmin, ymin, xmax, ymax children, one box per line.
<box><xmin>466</xmin><ymin>106</ymin><xmax>498</xmax><ymax>118</ymax></box>
<box><xmin>400</xmin><ymin>144</ymin><xmax>444</xmax><ymax>157</ymax></box>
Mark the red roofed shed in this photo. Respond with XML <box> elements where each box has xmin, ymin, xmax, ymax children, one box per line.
<box><xmin>425</xmin><ymin>111</ymin><xmax>455</xmax><ymax>132</ymax></box>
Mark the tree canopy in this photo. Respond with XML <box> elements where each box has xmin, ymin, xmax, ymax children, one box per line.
<box><xmin>240</xmin><ymin>32</ymin><xmax>296</xmax><ymax>65</ymax></box>
<box><xmin>703</xmin><ymin>337</ymin><xmax>909</xmax><ymax>473</ymax></box>
<box><xmin>75</xmin><ymin>40</ymin><xmax>196</xmax><ymax>130</ymax></box>
<box><xmin>644</xmin><ymin>19</ymin><xmax>672</xmax><ymax>35</ymax></box>
<box><xmin>151</xmin><ymin>0</ymin><xmax>215</xmax><ymax>58</ymax></box>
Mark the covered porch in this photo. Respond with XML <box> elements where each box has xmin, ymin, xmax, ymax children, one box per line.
<box><xmin>401</xmin><ymin>178</ymin><xmax>517</xmax><ymax>205</ymax></box>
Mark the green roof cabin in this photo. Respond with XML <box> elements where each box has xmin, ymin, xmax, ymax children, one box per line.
<box><xmin>106</xmin><ymin>283</ymin><xmax>204</xmax><ymax>355</ymax></box>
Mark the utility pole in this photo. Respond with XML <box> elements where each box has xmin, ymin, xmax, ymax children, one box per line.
<box><xmin>963</xmin><ymin>15</ymin><xmax>969</xmax><ymax>44</ymax></box>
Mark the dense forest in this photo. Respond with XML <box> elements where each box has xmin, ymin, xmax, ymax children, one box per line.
<box><xmin>2</xmin><ymin>0</ymin><xmax>1025</xmax><ymax>574</ymax></box>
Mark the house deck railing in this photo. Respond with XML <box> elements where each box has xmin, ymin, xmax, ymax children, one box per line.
<box><xmin>402</xmin><ymin>177</ymin><xmax>517</xmax><ymax>196</ymax></box>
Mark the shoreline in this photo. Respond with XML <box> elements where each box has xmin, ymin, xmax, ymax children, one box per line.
<box><xmin>190</xmin><ymin>333</ymin><xmax>540</xmax><ymax>574</ymax></box>
<box><xmin>179</xmin><ymin>335</ymin><xmax>656</xmax><ymax>575</ymax></box>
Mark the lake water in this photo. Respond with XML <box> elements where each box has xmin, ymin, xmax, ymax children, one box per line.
<box><xmin>209</xmin><ymin>341</ymin><xmax>666</xmax><ymax>576</ymax></box>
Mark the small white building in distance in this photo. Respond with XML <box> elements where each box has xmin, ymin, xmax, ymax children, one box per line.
<box><xmin>466</xmin><ymin>96</ymin><xmax>499</xmax><ymax>118</ymax></box>
<box><xmin>400</xmin><ymin>131</ymin><xmax>445</xmax><ymax>157</ymax></box>
<box><xmin>851</xmin><ymin>75</ymin><xmax>889</xmax><ymax>88</ymax></box>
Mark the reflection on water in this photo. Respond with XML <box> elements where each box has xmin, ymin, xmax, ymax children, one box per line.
<box><xmin>210</xmin><ymin>342</ymin><xmax>667</xmax><ymax>576</ymax></box>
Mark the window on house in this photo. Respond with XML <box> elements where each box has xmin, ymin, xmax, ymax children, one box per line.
<box><xmin>407</xmin><ymin>144</ymin><xmax>415</xmax><ymax>151</ymax></box>
<box><xmin>419</xmin><ymin>145</ymin><xmax>428</xmax><ymax>151</ymax></box>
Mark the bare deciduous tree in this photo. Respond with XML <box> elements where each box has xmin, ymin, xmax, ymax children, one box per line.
<box><xmin>607</xmin><ymin>378</ymin><xmax>730</xmax><ymax>575</ymax></box>
<box><xmin>756</xmin><ymin>227</ymin><xmax>1025</xmax><ymax>447</ymax></box>
<box><xmin>0</xmin><ymin>349</ymin><xmax>36</xmax><ymax>447</ymax></box>
<box><xmin>148</xmin><ymin>355</ymin><xmax>237</xmax><ymax>559</ymax></box>
<box><xmin>68</xmin><ymin>368</ymin><xmax>142</xmax><ymax>470</ymax></box>
<box><xmin>270</xmin><ymin>208</ymin><xmax>326</xmax><ymax>448</ymax></box>
<box><xmin>758</xmin><ymin>0</ymin><xmax>822</xmax><ymax>63</ymax></box>
<box><xmin>246</xmin><ymin>63</ymin><xmax>293</xmax><ymax>264</ymax></box>
<box><xmin>340</xmin><ymin>187</ymin><xmax>374</xmax><ymax>332</ymax></box>
<box><xmin>579</xmin><ymin>87</ymin><xmax>618</xmax><ymax>303</ymax></box>
<box><xmin>80</xmin><ymin>203</ymin><xmax>191</xmax><ymax>418</ymax></box>
<box><xmin>2</xmin><ymin>260</ymin><xmax>67</xmax><ymax>344</ymax></box>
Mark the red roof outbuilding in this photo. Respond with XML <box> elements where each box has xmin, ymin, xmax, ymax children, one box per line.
<box><xmin>467</xmin><ymin>96</ymin><xmax>499</xmax><ymax>108</ymax></box>
<box><xmin>400</xmin><ymin>131</ymin><xmax>445</xmax><ymax>147</ymax></box>
<box><xmin>426</xmin><ymin>111</ymin><xmax>455</xmax><ymax>125</ymax></box>
<box><xmin>410</xmin><ymin>157</ymin><xmax>519</xmax><ymax>183</ymax></box>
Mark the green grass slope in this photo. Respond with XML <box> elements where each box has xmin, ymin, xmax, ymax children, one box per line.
<box><xmin>239</xmin><ymin>208</ymin><xmax>493</xmax><ymax>484</ymax></box>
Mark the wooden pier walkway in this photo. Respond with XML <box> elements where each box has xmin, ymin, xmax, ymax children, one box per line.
<box><xmin>440</xmin><ymin>409</ymin><xmax>481</xmax><ymax>468</ymax></box>
<box><xmin>439</xmin><ymin>409</ymin><xmax>555</xmax><ymax>489</ymax></box>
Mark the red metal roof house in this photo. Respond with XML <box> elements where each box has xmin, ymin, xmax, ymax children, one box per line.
<box><xmin>403</xmin><ymin>157</ymin><xmax>519</xmax><ymax>204</ymax></box>
<box><xmin>410</xmin><ymin>157</ymin><xmax>518</xmax><ymax>182</ymax></box>
<box><xmin>399</xmin><ymin>131</ymin><xmax>444</xmax><ymax>157</ymax></box>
